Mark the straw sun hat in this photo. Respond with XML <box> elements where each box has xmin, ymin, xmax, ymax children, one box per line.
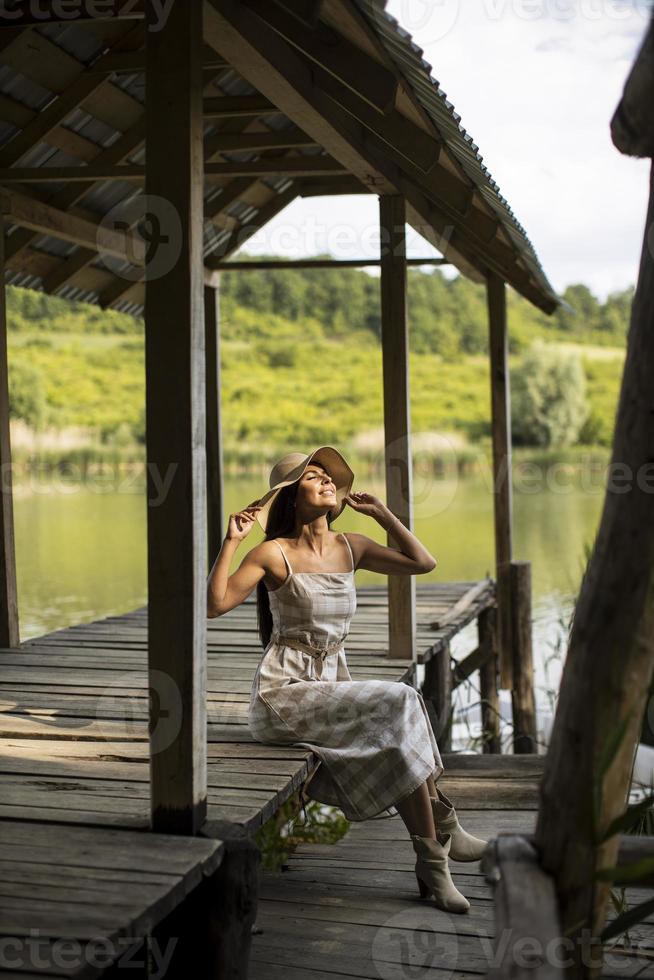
<box><xmin>255</xmin><ymin>446</ymin><xmax>355</xmax><ymax>532</ymax></box>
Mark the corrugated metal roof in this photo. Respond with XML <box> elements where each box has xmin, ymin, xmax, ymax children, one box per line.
<box><xmin>0</xmin><ymin>6</ymin><xmax>559</xmax><ymax>314</ymax></box>
<box><xmin>355</xmin><ymin>0</ymin><xmax>557</xmax><ymax>304</ymax></box>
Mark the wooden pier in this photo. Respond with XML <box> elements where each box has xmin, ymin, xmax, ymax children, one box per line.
<box><xmin>249</xmin><ymin>756</ymin><xmax>654</xmax><ymax>980</ymax></box>
<box><xmin>0</xmin><ymin>580</ymin><xmax>496</xmax><ymax>831</ymax></box>
<box><xmin>0</xmin><ymin>580</ymin><xmax>500</xmax><ymax>976</ymax></box>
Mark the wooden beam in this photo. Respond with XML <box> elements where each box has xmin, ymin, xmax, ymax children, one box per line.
<box><xmin>379</xmin><ymin>194</ymin><xmax>416</xmax><ymax>661</ymax></box>
<box><xmin>204</xmin><ymin>130</ymin><xmax>318</xmax><ymax>153</ymax></box>
<box><xmin>430</xmin><ymin>578</ymin><xmax>493</xmax><ymax>628</ymax></box>
<box><xmin>0</xmin><ymin>210</ymin><xmax>19</xmax><ymax>649</ymax></box>
<box><xmin>203</xmin><ymin>95</ymin><xmax>282</xmax><ymax>118</ymax></box>
<box><xmin>0</xmin><ymin>187</ymin><xmax>146</xmax><ymax>264</ymax></box>
<box><xmin>478</xmin><ymin>605</ymin><xmax>501</xmax><ymax>753</ymax></box>
<box><xmin>5</xmin><ymin>118</ymin><xmax>147</xmax><ymax>267</ymax></box>
<box><xmin>90</xmin><ymin>44</ymin><xmax>228</xmax><ymax>75</ymax></box>
<box><xmin>145</xmin><ymin>0</ymin><xmax>207</xmax><ymax>834</ymax></box>
<box><xmin>204</xmin><ymin>0</ymin><xmax>394</xmax><ymax>193</ymax></box>
<box><xmin>0</xmin><ymin>157</ymin><xmax>346</xmax><ymax>183</ymax></box>
<box><xmin>204</xmin><ymin>0</ymin><xmax>556</xmax><ymax>312</ymax></box>
<box><xmin>242</xmin><ymin>0</ymin><xmax>399</xmax><ymax>115</ymax></box>
<box><xmin>481</xmin><ymin>835</ymin><xmax>565</xmax><ymax>980</ymax></box>
<box><xmin>212</xmin><ymin>257</ymin><xmax>450</xmax><ymax>270</ymax></box>
<box><xmin>205</xmin><ymin>157</ymin><xmax>347</xmax><ymax>177</ymax></box>
<box><xmin>0</xmin><ymin>25</ymin><xmax>143</xmax><ymax>169</ymax></box>
<box><xmin>487</xmin><ymin>272</ymin><xmax>513</xmax><ymax>690</ymax></box>
<box><xmin>275</xmin><ymin>0</ymin><xmax>324</xmax><ymax>29</ymax></box>
<box><xmin>205</xmin><ymin>282</ymin><xmax>225</xmax><ymax>570</ymax></box>
<box><xmin>205</xmin><ymin>186</ymin><xmax>298</xmax><ymax>265</ymax></box>
<box><xmin>298</xmin><ymin>176</ymin><xmax>371</xmax><ymax>196</ymax></box>
<box><xmin>535</xmin><ymin>154</ymin><xmax>654</xmax><ymax>963</ymax></box>
<box><xmin>510</xmin><ymin>560</ymin><xmax>537</xmax><ymax>753</ymax></box>
<box><xmin>99</xmin><ymin>265</ymin><xmax>220</xmax><ymax>310</ymax></box>
<box><xmin>0</xmin><ymin>165</ymin><xmax>145</xmax><ymax>183</ymax></box>
<box><xmin>423</xmin><ymin>642</ymin><xmax>452</xmax><ymax>750</ymax></box>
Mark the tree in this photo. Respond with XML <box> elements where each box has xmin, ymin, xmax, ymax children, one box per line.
<box><xmin>511</xmin><ymin>341</ymin><xmax>590</xmax><ymax>447</ymax></box>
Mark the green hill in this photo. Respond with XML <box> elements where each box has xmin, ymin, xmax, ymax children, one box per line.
<box><xmin>5</xmin><ymin>263</ymin><xmax>630</xmax><ymax>456</ymax></box>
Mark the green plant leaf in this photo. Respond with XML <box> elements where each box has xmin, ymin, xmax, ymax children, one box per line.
<box><xmin>600</xmin><ymin>895</ymin><xmax>654</xmax><ymax>942</ymax></box>
<box><xmin>598</xmin><ymin>792</ymin><xmax>654</xmax><ymax>844</ymax></box>
<box><xmin>595</xmin><ymin>855</ymin><xmax>654</xmax><ymax>884</ymax></box>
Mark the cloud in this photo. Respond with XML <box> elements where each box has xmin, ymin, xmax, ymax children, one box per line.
<box><xmin>240</xmin><ymin>1</ymin><xmax>651</xmax><ymax>302</ymax></box>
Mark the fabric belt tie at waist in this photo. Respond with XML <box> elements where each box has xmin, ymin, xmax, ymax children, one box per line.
<box><xmin>272</xmin><ymin>634</ymin><xmax>345</xmax><ymax>660</ymax></box>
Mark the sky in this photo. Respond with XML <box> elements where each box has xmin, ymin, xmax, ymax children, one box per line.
<box><xmin>238</xmin><ymin>0</ymin><xmax>653</xmax><ymax>302</ymax></box>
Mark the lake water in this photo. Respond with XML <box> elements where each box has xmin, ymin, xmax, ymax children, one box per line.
<box><xmin>11</xmin><ymin>465</ymin><xmax>607</xmax><ymax>755</ymax></box>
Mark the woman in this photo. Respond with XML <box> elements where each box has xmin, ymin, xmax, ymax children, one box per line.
<box><xmin>206</xmin><ymin>446</ymin><xmax>487</xmax><ymax>914</ymax></box>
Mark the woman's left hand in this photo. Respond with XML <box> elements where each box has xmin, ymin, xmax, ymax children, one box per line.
<box><xmin>344</xmin><ymin>490</ymin><xmax>386</xmax><ymax>520</ymax></box>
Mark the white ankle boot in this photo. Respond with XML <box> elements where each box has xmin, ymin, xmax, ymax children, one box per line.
<box><xmin>430</xmin><ymin>787</ymin><xmax>488</xmax><ymax>861</ymax></box>
<box><xmin>411</xmin><ymin>832</ymin><xmax>470</xmax><ymax>913</ymax></box>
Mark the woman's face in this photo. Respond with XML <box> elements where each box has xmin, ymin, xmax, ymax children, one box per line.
<box><xmin>296</xmin><ymin>462</ymin><xmax>337</xmax><ymax>512</ymax></box>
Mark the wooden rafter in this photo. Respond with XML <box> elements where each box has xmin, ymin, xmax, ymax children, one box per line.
<box><xmin>212</xmin><ymin>257</ymin><xmax>449</xmax><ymax>270</ymax></box>
<box><xmin>205</xmin><ymin>185</ymin><xmax>299</xmax><ymax>265</ymax></box>
<box><xmin>0</xmin><ymin>25</ymin><xmax>144</xmax><ymax>169</ymax></box>
<box><xmin>0</xmin><ymin>157</ymin><xmax>346</xmax><ymax>183</ymax></box>
<box><xmin>242</xmin><ymin>0</ymin><xmax>398</xmax><ymax>115</ymax></box>
<box><xmin>204</xmin><ymin>130</ymin><xmax>317</xmax><ymax>153</ymax></box>
<box><xmin>88</xmin><ymin>44</ymin><xmax>228</xmax><ymax>75</ymax></box>
<box><xmin>102</xmin><ymin>183</ymin><xmax>299</xmax><ymax>309</ymax></box>
<box><xmin>203</xmin><ymin>95</ymin><xmax>282</xmax><ymax>117</ymax></box>
<box><xmin>204</xmin><ymin>0</ymin><xmax>555</xmax><ymax>311</ymax></box>
<box><xmin>0</xmin><ymin>187</ymin><xmax>146</xmax><ymax>265</ymax></box>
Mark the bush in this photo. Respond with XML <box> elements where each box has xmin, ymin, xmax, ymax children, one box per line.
<box><xmin>8</xmin><ymin>361</ymin><xmax>47</xmax><ymax>430</ymax></box>
<box><xmin>511</xmin><ymin>342</ymin><xmax>590</xmax><ymax>448</ymax></box>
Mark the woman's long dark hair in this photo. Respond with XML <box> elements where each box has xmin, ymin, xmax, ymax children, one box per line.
<box><xmin>256</xmin><ymin>480</ymin><xmax>335</xmax><ymax>650</ymax></box>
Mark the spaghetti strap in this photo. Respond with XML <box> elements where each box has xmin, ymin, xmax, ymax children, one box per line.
<box><xmin>272</xmin><ymin>538</ymin><xmax>293</xmax><ymax>576</ymax></box>
<box><xmin>341</xmin><ymin>533</ymin><xmax>355</xmax><ymax>572</ymax></box>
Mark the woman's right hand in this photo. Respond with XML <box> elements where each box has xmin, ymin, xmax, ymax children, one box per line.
<box><xmin>226</xmin><ymin>500</ymin><xmax>262</xmax><ymax>543</ymax></box>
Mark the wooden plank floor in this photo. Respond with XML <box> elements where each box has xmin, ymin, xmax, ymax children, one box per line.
<box><xmin>0</xmin><ymin>818</ymin><xmax>224</xmax><ymax>979</ymax></box>
<box><xmin>249</xmin><ymin>755</ymin><xmax>654</xmax><ymax>980</ymax></box>
<box><xmin>0</xmin><ymin>582</ymin><xmax>493</xmax><ymax>835</ymax></box>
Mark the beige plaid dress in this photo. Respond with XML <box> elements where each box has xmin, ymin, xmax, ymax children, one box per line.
<box><xmin>247</xmin><ymin>532</ymin><xmax>444</xmax><ymax>822</ymax></box>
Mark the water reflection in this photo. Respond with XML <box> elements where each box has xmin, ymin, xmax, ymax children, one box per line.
<box><xmin>13</xmin><ymin>470</ymin><xmax>602</xmax><ymax>751</ymax></box>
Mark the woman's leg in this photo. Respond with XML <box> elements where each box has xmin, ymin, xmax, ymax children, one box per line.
<box><xmin>426</xmin><ymin>770</ymin><xmax>438</xmax><ymax>797</ymax></box>
<box><xmin>394</xmin><ymin>779</ymin><xmax>437</xmax><ymax>838</ymax></box>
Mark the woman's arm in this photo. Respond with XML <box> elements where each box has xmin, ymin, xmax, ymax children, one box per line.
<box><xmin>207</xmin><ymin>542</ymin><xmax>268</xmax><ymax>617</ymax></box>
<box><xmin>345</xmin><ymin>492</ymin><xmax>437</xmax><ymax>576</ymax></box>
<box><xmin>206</xmin><ymin>501</ymin><xmax>265</xmax><ymax>617</ymax></box>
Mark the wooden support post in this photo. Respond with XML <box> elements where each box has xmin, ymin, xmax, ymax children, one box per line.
<box><xmin>534</xmin><ymin>152</ymin><xmax>654</xmax><ymax>963</ymax></box>
<box><xmin>379</xmin><ymin>194</ymin><xmax>416</xmax><ymax>660</ymax></box>
<box><xmin>422</xmin><ymin>643</ymin><xmax>453</xmax><ymax>751</ymax></box>
<box><xmin>510</xmin><ymin>560</ymin><xmax>537</xmax><ymax>753</ymax></box>
<box><xmin>145</xmin><ymin>0</ymin><xmax>207</xmax><ymax>834</ymax></box>
<box><xmin>0</xmin><ymin>211</ymin><xmax>19</xmax><ymax>649</ymax></box>
<box><xmin>478</xmin><ymin>605</ymin><xmax>501</xmax><ymax>753</ymax></box>
<box><xmin>486</xmin><ymin>271</ymin><xmax>513</xmax><ymax>690</ymax></box>
<box><xmin>205</xmin><ymin>281</ymin><xmax>225</xmax><ymax>570</ymax></box>
<box><xmin>152</xmin><ymin>835</ymin><xmax>260</xmax><ymax>980</ymax></box>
